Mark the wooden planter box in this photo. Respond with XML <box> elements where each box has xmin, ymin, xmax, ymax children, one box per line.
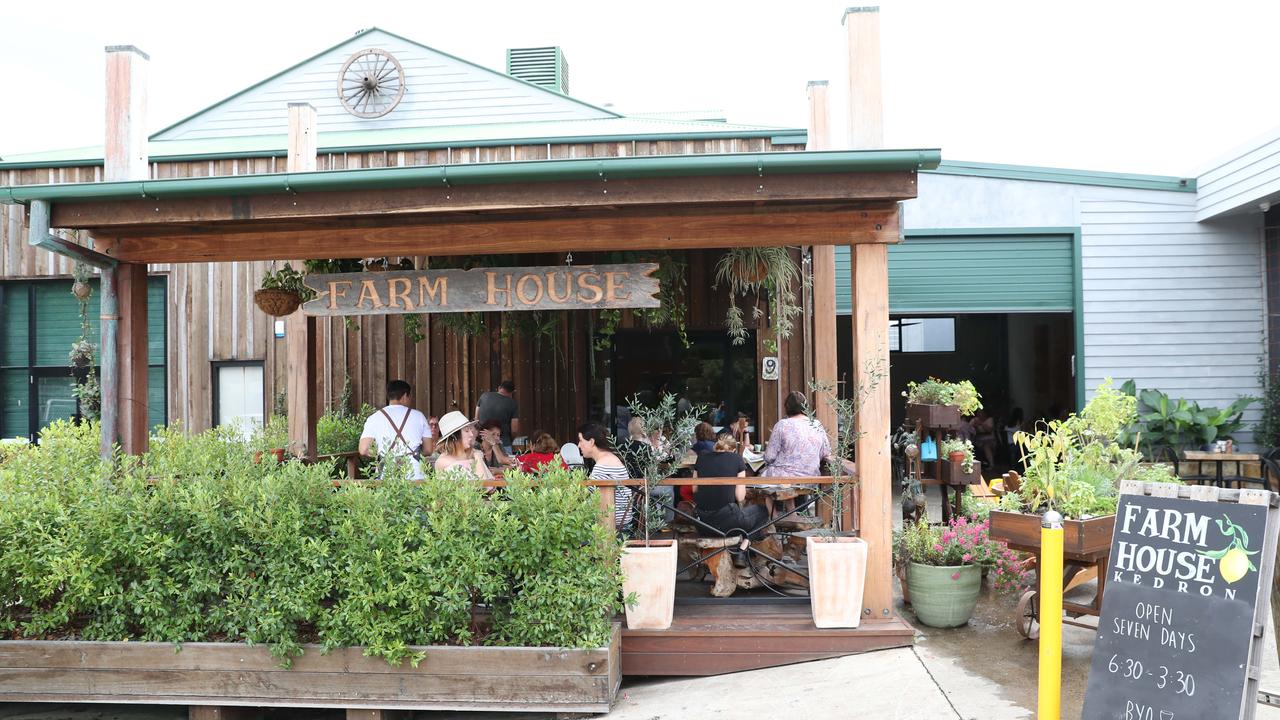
<box><xmin>988</xmin><ymin>510</ymin><xmax>1115</xmax><ymax>561</ymax></box>
<box><xmin>0</xmin><ymin>624</ymin><xmax>621</xmax><ymax>715</ymax></box>
<box><xmin>906</xmin><ymin>402</ymin><xmax>963</xmax><ymax>429</ymax></box>
<box><xmin>942</xmin><ymin>459</ymin><xmax>982</xmax><ymax>485</ymax></box>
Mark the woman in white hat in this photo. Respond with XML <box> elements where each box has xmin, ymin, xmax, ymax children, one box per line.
<box><xmin>433</xmin><ymin>410</ymin><xmax>494</xmax><ymax>480</ymax></box>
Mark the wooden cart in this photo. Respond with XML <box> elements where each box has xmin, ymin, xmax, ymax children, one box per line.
<box><xmin>988</xmin><ymin>510</ymin><xmax>1115</xmax><ymax>638</ymax></box>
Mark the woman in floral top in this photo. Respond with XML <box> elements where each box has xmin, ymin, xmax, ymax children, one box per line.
<box><xmin>762</xmin><ymin>391</ymin><xmax>832</xmax><ymax>479</ymax></box>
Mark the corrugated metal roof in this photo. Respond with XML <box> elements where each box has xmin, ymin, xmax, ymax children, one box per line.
<box><xmin>0</xmin><ymin>117</ymin><xmax>804</xmax><ymax>169</ymax></box>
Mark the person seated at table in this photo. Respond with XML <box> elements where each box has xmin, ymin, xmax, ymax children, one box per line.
<box><xmin>692</xmin><ymin>422</ymin><xmax>717</xmax><ymax>456</ymax></box>
<box><xmin>762</xmin><ymin>391</ymin><xmax>831</xmax><ymax>479</ymax></box>
<box><xmin>693</xmin><ymin>434</ymin><xmax>768</xmax><ymax>540</ymax></box>
<box><xmin>730</xmin><ymin>412</ymin><xmax>752</xmax><ymax>453</ymax></box>
<box><xmin>578</xmin><ymin>422</ymin><xmax>634</xmax><ymax>532</ymax></box>
<box><xmin>517</xmin><ymin>431</ymin><xmax>569</xmax><ymax>474</ymax></box>
<box><xmin>476</xmin><ymin>419</ymin><xmax>518</xmax><ymax>470</ymax></box>
<box><xmin>433</xmin><ymin>411</ymin><xmax>494</xmax><ymax>480</ymax></box>
<box><xmin>621</xmin><ymin>416</ymin><xmax>654</xmax><ymax>479</ymax></box>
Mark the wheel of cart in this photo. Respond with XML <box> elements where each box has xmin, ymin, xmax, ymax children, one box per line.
<box><xmin>988</xmin><ymin>510</ymin><xmax>1115</xmax><ymax>639</ymax></box>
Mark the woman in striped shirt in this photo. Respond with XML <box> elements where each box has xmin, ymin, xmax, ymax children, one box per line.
<box><xmin>577</xmin><ymin>422</ymin><xmax>634</xmax><ymax>531</ymax></box>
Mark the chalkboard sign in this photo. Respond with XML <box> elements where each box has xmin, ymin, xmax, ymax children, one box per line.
<box><xmin>1082</xmin><ymin>486</ymin><xmax>1277</xmax><ymax>720</ymax></box>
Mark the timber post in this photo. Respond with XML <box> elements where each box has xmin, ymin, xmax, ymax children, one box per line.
<box><xmin>101</xmin><ymin>44</ymin><xmax>150</xmax><ymax>458</ymax></box>
<box><xmin>808</xmin><ymin>79</ymin><xmax>840</xmax><ymax>528</ymax></box>
<box><xmin>285</xmin><ymin>103</ymin><xmax>319</xmax><ymax>459</ymax></box>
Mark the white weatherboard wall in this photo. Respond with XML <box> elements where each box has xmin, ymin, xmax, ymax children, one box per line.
<box><xmin>1196</xmin><ymin>126</ymin><xmax>1280</xmax><ymax>221</ymax></box>
<box><xmin>904</xmin><ymin>172</ymin><xmax>1265</xmax><ymax>444</ymax></box>
<box><xmin>154</xmin><ymin>29</ymin><xmax>613</xmax><ymax>141</ymax></box>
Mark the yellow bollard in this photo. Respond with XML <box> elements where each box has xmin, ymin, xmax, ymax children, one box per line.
<box><xmin>1038</xmin><ymin>509</ymin><xmax>1064</xmax><ymax>720</ymax></box>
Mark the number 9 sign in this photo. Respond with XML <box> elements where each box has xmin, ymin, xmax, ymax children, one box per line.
<box><xmin>761</xmin><ymin>356</ymin><xmax>780</xmax><ymax>381</ymax></box>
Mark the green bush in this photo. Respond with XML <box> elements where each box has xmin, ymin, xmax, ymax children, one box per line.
<box><xmin>316</xmin><ymin>404</ymin><xmax>373</xmax><ymax>455</ymax></box>
<box><xmin>0</xmin><ymin>425</ymin><xmax>624</xmax><ymax>665</ymax></box>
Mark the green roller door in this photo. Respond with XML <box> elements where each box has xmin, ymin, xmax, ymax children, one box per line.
<box><xmin>836</xmin><ymin>230</ymin><xmax>1077</xmax><ymax>314</ymax></box>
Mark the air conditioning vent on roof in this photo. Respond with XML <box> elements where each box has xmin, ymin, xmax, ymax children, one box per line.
<box><xmin>506</xmin><ymin>46</ymin><xmax>569</xmax><ymax>94</ymax></box>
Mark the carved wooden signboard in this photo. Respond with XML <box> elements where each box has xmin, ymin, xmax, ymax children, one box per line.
<box><xmin>301</xmin><ymin>263</ymin><xmax>660</xmax><ymax>316</ymax></box>
<box><xmin>1082</xmin><ymin>483</ymin><xmax>1280</xmax><ymax>720</ymax></box>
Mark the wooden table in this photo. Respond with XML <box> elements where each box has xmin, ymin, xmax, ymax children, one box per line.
<box><xmin>1181</xmin><ymin>450</ymin><xmax>1260</xmax><ymax>487</ymax></box>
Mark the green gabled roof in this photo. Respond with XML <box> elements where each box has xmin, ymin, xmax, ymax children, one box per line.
<box><xmin>150</xmin><ymin>27</ymin><xmax>622</xmax><ymax>141</ymax></box>
<box><xmin>927</xmin><ymin>160</ymin><xmax>1196</xmax><ymax>193</ymax></box>
<box><xmin>0</xmin><ymin>117</ymin><xmax>806</xmax><ymax>169</ymax></box>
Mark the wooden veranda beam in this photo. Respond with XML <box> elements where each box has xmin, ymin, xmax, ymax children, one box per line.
<box><xmin>92</xmin><ymin>205</ymin><xmax>901</xmax><ymax>264</ymax></box>
<box><xmin>285</xmin><ymin>103</ymin><xmax>319</xmax><ymax>461</ymax></box>
<box><xmin>51</xmin><ymin>172</ymin><xmax>919</xmax><ymax>229</ymax></box>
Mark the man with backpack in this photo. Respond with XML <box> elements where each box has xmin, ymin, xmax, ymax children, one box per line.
<box><xmin>358</xmin><ymin>380</ymin><xmax>434</xmax><ymax>479</ymax></box>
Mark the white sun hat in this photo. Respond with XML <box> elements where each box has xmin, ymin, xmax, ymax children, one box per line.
<box><xmin>560</xmin><ymin>442</ymin><xmax>584</xmax><ymax>467</ymax></box>
<box><xmin>436</xmin><ymin>410</ymin><xmax>476</xmax><ymax>443</ymax></box>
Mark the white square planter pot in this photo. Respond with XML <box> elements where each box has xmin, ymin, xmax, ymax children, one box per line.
<box><xmin>806</xmin><ymin>536</ymin><xmax>868</xmax><ymax>628</ymax></box>
<box><xmin>621</xmin><ymin>540</ymin><xmax>678</xmax><ymax>630</ymax></box>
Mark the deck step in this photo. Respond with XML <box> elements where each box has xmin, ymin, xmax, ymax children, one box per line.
<box><xmin>620</xmin><ymin>602</ymin><xmax>915</xmax><ymax>676</ymax></box>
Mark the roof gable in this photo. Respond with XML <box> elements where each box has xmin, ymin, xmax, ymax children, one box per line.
<box><xmin>152</xmin><ymin>28</ymin><xmax>619</xmax><ymax>141</ymax></box>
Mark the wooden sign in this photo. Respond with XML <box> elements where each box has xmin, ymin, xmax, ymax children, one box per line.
<box><xmin>1082</xmin><ymin>482</ymin><xmax>1280</xmax><ymax>720</ymax></box>
<box><xmin>301</xmin><ymin>263</ymin><xmax>659</xmax><ymax>316</ymax></box>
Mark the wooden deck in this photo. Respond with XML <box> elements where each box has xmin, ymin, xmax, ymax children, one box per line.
<box><xmin>620</xmin><ymin>601</ymin><xmax>915</xmax><ymax>676</ymax></box>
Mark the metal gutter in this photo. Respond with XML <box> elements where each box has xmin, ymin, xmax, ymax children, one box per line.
<box><xmin>0</xmin><ymin>128</ymin><xmax>811</xmax><ymax>170</ymax></box>
<box><xmin>926</xmin><ymin>160</ymin><xmax>1196</xmax><ymax>193</ymax></box>
<box><xmin>0</xmin><ymin>149</ymin><xmax>941</xmax><ymax>204</ymax></box>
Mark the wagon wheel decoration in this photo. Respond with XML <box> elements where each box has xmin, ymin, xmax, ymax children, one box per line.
<box><xmin>337</xmin><ymin>48</ymin><xmax>405</xmax><ymax>118</ymax></box>
<box><xmin>1016</xmin><ymin>589</ymin><xmax>1039</xmax><ymax>639</ymax></box>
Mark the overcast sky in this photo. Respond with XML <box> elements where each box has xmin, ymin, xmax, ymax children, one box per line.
<box><xmin>3</xmin><ymin>0</ymin><xmax>1277</xmax><ymax>176</ymax></box>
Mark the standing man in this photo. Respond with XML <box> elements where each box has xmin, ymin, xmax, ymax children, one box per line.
<box><xmin>359</xmin><ymin>380</ymin><xmax>434</xmax><ymax>479</ymax></box>
<box><xmin>475</xmin><ymin>379</ymin><xmax>520</xmax><ymax>453</ymax></box>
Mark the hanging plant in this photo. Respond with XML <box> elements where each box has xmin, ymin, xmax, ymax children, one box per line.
<box><xmin>714</xmin><ymin>247</ymin><xmax>805</xmax><ymax>346</ymax></box>
<box><xmin>69</xmin><ymin>264</ymin><xmax>101</xmax><ymax>421</ymax></box>
<box><xmin>592</xmin><ymin>252</ymin><xmax>689</xmax><ymax>349</ymax></box>
<box><xmin>255</xmin><ymin>263</ymin><xmax>311</xmax><ymax>317</ymax></box>
<box><xmin>403</xmin><ymin>314</ymin><xmax>426</xmax><ymax>344</ymax></box>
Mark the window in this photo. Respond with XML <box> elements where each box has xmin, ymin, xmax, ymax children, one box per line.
<box><xmin>0</xmin><ymin>278</ymin><xmax>167</xmax><ymax>440</ymax></box>
<box><xmin>213</xmin><ymin>361</ymin><xmax>264</xmax><ymax>438</ymax></box>
<box><xmin>889</xmin><ymin>317</ymin><xmax>956</xmax><ymax>353</ymax></box>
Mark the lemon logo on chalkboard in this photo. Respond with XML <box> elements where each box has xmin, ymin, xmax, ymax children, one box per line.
<box><xmin>1199</xmin><ymin>514</ymin><xmax>1259</xmax><ymax>584</ymax></box>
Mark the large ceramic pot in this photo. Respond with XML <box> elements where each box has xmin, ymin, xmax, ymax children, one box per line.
<box><xmin>906</xmin><ymin>562</ymin><xmax>982</xmax><ymax>628</ymax></box>
<box><xmin>806</xmin><ymin>536</ymin><xmax>868</xmax><ymax>628</ymax></box>
<box><xmin>621</xmin><ymin>540</ymin><xmax>678</xmax><ymax>630</ymax></box>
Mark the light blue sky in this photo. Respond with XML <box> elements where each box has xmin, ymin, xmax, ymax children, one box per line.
<box><xmin>2</xmin><ymin>0</ymin><xmax>1276</xmax><ymax>176</ymax></box>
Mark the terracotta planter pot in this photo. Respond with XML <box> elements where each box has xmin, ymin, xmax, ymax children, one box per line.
<box><xmin>254</xmin><ymin>289</ymin><xmax>302</xmax><ymax>317</ymax></box>
<box><xmin>906</xmin><ymin>562</ymin><xmax>981</xmax><ymax>628</ymax></box>
<box><xmin>734</xmin><ymin>257</ymin><xmax>769</xmax><ymax>283</ymax></box>
<box><xmin>806</xmin><ymin>536</ymin><xmax>868</xmax><ymax>628</ymax></box>
<box><xmin>947</xmin><ymin>450</ymin><xmax>966</xmax><ymax>464</ymax></box>
<box><xmin>621</xmin><ymin>540</ymin><xmax>677</xmax><ymax>630</ymax></box>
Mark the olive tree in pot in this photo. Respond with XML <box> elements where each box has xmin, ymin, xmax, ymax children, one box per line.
<box><xmin>805</xmin><ymin>359</ymin><xmax>883</xmax><ymax>628</ymax></box>
<box><xmin>619</xmin><ymin>394</ymin><xmax>704</xmax><ymax>630</ymax></box>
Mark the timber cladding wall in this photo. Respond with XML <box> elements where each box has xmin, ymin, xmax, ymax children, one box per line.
<box><xmin>0</xmin><ymin>138</ymin><xmax>806</xmax><ymax>438</ymax></box>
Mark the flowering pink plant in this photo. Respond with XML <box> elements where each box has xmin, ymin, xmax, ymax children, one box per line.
<box><xmin>895</xmin><ymin>515</ymin><xmax>1033</xmax><ymax>594</ymax></box>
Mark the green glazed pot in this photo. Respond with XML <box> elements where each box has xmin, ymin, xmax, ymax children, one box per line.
<box><xmin>906</xmin><ymin>562</ymin><xmax>982</xmax><ymax>628</ymax></box>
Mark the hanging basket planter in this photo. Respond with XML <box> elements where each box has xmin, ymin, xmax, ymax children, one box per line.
<box><xmin>254</xmin><ymin>289</ymin><xmax>302</xmax><ymax>317</ymax></box>
<box><xmin>733</xmin><ymin>257</ymin><xmax>770</xmax><ymax>284</ymax></box>
<box><xmin>71</xmin><ymin>281</ymin><xmax>92</xmax><ymax>301</ymax></box>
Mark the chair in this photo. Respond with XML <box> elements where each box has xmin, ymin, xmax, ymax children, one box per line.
<box><xmin>1159</xmin><ymin>446</ymin><xmax>1213</xmax><ymax>485</ymax></box>
<box><xmin>1256</xmin><ymin>448</ymin><xmax>1280</xmax><ymax>493</ymax></box>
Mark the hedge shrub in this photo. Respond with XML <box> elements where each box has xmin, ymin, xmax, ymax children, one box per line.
<box><xmin>0</xmin><ymin>421</ymin><xmax>624</xmax><ymax>666</ymax></box>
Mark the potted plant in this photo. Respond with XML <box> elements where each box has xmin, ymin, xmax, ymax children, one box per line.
<box><xmin>806</xmin><ymin>369</ymin><xmax>883</xmax><ymax>629</ymax></box>
<box><xmin>895</xmin><ymin>515</ymin><xmax>1026</xmax><ymax>628</ymax></box>
<box><xmin>990</xmin><ymin>380</ymin><xmax>1182</xmax><ymax>559</ymax></box>
<box><xmin>904</xmin><ymin>378</ymin><xmax>982</xmax><ymax>429</ymax></box>
<box><xmin>714</xmin><ymin>247</ymin><xmax>805</xmax><ymax>347</ymax></box>
<box><xmin>1119</xmin><ymin>380</ymin><xmax>1255</xmax><ymax>456</ymax></box>
<box><xmin>255</xmin><ymin>263</ymin><xmax>310</xmax><ymax>317</ymax></box>
<box><xmin>940</xmin><ymin>437</ymin><xmax>973</xmax><ymax>470</ymax></box>
<box><xmin>619</xmin><ymin>394</ymin><xmax>704</xmax><ymax>630</ymax></box>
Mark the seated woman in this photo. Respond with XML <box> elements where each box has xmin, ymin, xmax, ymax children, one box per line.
<box><xmin>693</xmin><ymin>434</ymin><xmax>768</xmax><ymax>540</ymax></box>
<box><xmin>476</xmin><ymin>419</ymin><xmax>518</xmax><ymax>470</ymax></box>
<box><xmin>433</xmin><ymin>411</ymin><xmax>494</xmax><ymax>480</ymax></box>
<box><xmin>762</xmin><ymin>391</ymin><xmax>831</xmax><ymax>479</ymax></box>
<box><xmin>692</xmin><ymin>422</ymin><xmax>717</xmax><ymax>456</ymax></box>
<box><xmin>517</xmin><ymin>431</ymin><xmax>569</xmax><ymax>474</ymax></box>
<box><xmin>577</xmin><ymin>422</ymin><xmax>634</xmax><ymax>532</ymax></box>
